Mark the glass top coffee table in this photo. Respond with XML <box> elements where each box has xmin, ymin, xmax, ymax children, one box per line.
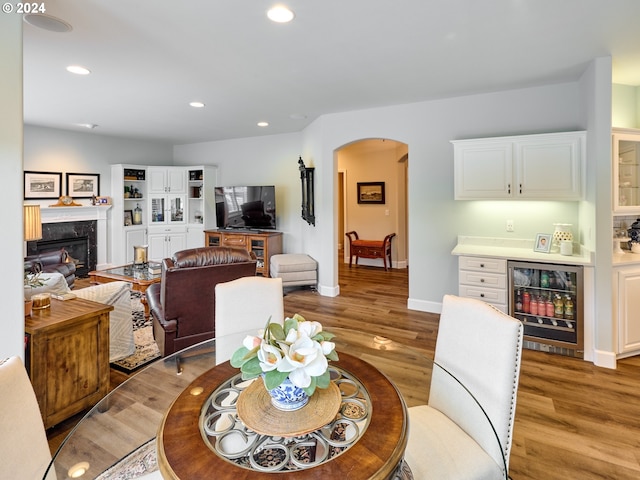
<box><xmin>89</xmin><ymin>264</ymin><xmax>161</xmax><ymax>317</ymax></box>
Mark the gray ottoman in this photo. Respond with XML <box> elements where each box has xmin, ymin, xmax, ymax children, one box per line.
<box><xmin>270</xmin><ymin>254</ymin><xmax>317</xmax><ymax>287</ymax></box>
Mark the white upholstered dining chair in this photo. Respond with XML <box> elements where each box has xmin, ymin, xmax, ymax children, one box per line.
<box><xmin>404</xmin><ymin>294</ymin><xmax>524</xmax><ymax>480</ymax></box>
<box><xmin>0</xmin><ymin>356</ymin><xmax>56</xmax><ymax>479</ymax></box>
<box><xmin>214</xmin><ymin>276</ymin><xmax>284</xmax><ymax>363</ymax></box>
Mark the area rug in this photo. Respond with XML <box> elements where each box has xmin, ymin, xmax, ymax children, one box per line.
<box><xmin>110</xmin><ymin>292</ymin><xmax>161</xmax><ymax>373</ymax></box>
<box><xmin>95</xmin><ymin>438</ymin><xmax>158</xmax><ymax>480</ymax></box>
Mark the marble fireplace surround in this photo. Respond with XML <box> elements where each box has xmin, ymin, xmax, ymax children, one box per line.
<box><xmin>40</xmin><ymin>206</ymin><xmax>112</xmax><ymax>271</ymax></box>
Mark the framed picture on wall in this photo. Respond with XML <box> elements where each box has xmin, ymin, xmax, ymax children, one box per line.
<box><xmin>66</xmin><ymin>172</ymin><xmax>100</xmax><ymax>198</ymax></box>
<box><xmin>124</xmin><ymin>210</ymin><xmax>133</xmax><ymax>226</ymax></box>
<box><xmin>357</xmin><ymin>182</ymin><xmax>385</xmax><ymax>204</ymax></box>
<box><xmin>24</xmin><ymin>171</ymin><xmax>62</xmax><ymax>199</ymax></box>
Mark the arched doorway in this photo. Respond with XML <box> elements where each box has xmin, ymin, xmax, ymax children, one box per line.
<box><xmin>336</xmin><ymin>138</ymin><xmax>408</xmax><ymax>275</ymax></box>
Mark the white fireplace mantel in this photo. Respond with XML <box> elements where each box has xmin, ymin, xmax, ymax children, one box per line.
<box><xmin>40</xmin><ymin>206</ymin><xmax>111</xmax><ymax>269</ymax></box>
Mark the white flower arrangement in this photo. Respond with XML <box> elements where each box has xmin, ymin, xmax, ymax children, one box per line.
<box><xmin>230</xmin><ymin>314</ymin><xmax>338</xmax><ymax>396</ymax></box>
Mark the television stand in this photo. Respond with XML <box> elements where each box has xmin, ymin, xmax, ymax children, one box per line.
<box><xmin>204</xmin><ymin>229</ymin><xmax>283</xmax><ymax>277</ymax></box>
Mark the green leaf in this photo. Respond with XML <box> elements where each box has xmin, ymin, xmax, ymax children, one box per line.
<box><xmin>326</xmin><ymin>350</ymin><xmax>339</xmax><ymax>362</ymax></box>
<box><xmin>241</xmin><ymin>370</ymin><xmax>259</xmax><ymax>381</ymax></box>
<box><xmin>230</xmin><ymin>347</ymin><xmax>250</xmax><ymax>368</ymax></box>
<box><xmin>315</xmin><ymin>370</ymin><xmax>331</xmax><ymax>389</ymax></box>
<box><xmin>292</xmin><ymin>313</ymin><xmax>306</xmax><ymax>322</ymax></box>
<box><xmin>320</xmin><ymin>331</ymin><xmax>335</xmax><ymax>341</ymax></box>
<box><xmin>269</xmin><ymin>322</ymin><xmax>285</xmax><ymax>341</ymax></box>
<box><xmin>263</xmin><ymin>370</ymin><xmax>289</xmax><ymax>390</ymax></box>
<box><xmin>284</xmin><ymin>317</ymin><xmax>298</xmax><ymax>334</ymax></box>
<box><xmin>240</xmin><ymin>356</ymin><xmax>262</xmax><ymax>376</ymax></box>
<box><xmin>244</xmin><ymin>345</ymin><xmax>260</xmax><ymax>360</ymax></box>
<box><xmin>303</xmin><ymin>376</ymin><xmax>317</xmax><ymax>396</ymax></box>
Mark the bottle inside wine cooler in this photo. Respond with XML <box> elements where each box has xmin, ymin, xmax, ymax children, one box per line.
<box><xmin>515</xmin><ymin>289</ymin><xmax>523</xmax><ymax>312</ymax></box>
<box><xmin>564</xmin><ymin>295</ymin><xmax>574</xmax><ymax>320</ymax></box>
<box><xmin>523</xmin><ymin>291</ymin><xmax>531</xmax><ymax>313</ymax></box>
<box><xmin>545</xmin><ymin>294</ymin><xmax>555</xmax><ymax>317</ymax></box>
<box><xmin>554</xmin><ymin>294</ymin><xmax>564</xmax><ymax>318</ymax></box>
<box><xmin>530</xmin><ymin>295</ymin><xmax>539</xmax><ymax>315</ymax></box>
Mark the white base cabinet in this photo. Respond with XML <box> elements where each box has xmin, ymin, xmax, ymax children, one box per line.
<box><xmin>614</xmin><ymin>266</ymin><xmax>640</xmax><ymax>356</ymax></box>
<box><xmin>148</xmin><ymin>227</ymin><xmax>187</xmax><ymax>262</ymax></box>
<box><xmin>457</xmin><ymin>255</ymin><xmax>508</xmax><ymax>312</ymax></box>
<box><xmin>125</xmin><ymin>228</ymin><xmax>147</xmax><ymax>264</ymax></box>
<box><xmin>452</xmin><ymin>131</ymin><xmax>585</xmax><ymax>200</ymax></box>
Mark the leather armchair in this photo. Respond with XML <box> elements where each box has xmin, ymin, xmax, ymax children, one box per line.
<box><xmin>146</xmin><ymin>246</ymin><xmax>257</xmax><ymax>357</ymax></box>
<box><xmin>24</xmin><ymin>248</ymin><xmax>76</xmax><ymax>288</ymax></box>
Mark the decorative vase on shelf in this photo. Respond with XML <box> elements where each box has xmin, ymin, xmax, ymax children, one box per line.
<box><xmin>627</xmin><ymin>218</ymin><xmax>640</xmax><ymax>248</ymax></box>
<box><xmin>264</xmin><ymin>376</ymin><xmax>309</xmax><ymax>411</ymax></box>
<box><xmin>552</xmin><ymin>224</ymin><xmax>573</xmax><ymax>251</ymax></box>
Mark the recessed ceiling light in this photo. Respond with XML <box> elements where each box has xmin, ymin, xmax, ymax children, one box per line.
<box><xmin>23</xmin><ymin>13</ymin><xmax>72</xmax><ymax>32</ymax></box>
<box><xmin>257</xmin><ymin>122</ymin><xmax>269</xmax><ymax>127</ymax></box>
<box><xmin>189</xmin><ymin>102</ymin><xmax>205</xmax><ymax>108</ymax></box>
<box><xmin>267</xmin><ymin>5</ymin><xmax>294</xmax><ymax>23</ymax></box>
<box><xmin>76</xmin><ymin>123</ymin><xmax>98</xmax><ymax>129</ymax></box>
<box><xmin>66</xmin><ymin>65</ymin><xmax>91</xmax><ymax>75</ymax></box>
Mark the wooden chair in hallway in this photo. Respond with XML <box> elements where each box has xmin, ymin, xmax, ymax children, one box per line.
<box><xmin>345</xmin><ymin>231</ymin><xmax>396</xmax><ymax>270</ymax></box>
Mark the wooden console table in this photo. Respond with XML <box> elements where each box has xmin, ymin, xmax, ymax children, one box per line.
<box><xmin>345</xmin><ymin>231</ymin><xmax>396</xmax><ymax>271</ymax></box>
<box><xmin>25</xmin><ymin>298</ymin><xmax>113</xmax><ymax>428</ymax></box>
<box><xmin>204</xmin><ymin>229</ymin><xmax>283</xmax><ymax>277</ymax></box>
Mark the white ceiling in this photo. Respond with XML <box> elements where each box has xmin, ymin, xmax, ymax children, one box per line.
<box><xmin>22</xmin><ymin>0</ymin><xmax>640</xmax><ymax>145</ymax></box>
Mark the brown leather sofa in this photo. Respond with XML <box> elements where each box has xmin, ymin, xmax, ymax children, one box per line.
<box><xmin>24</xmin><ymin>249</ymin><xmax>76</xmax><ymax>288</ymax></box>
<box><xmin>146</xmin><ymin>246</ymin><xmax>257</xmax><ymax>357</ymax></box>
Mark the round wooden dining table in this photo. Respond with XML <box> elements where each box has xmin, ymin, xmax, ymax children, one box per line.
<box><xmin>157</xmin><ymin>351</ymin><xmax>407</xmax><ymax>479</ymax></box>
<box><xmin>44</xmin><ymin>326</ymin><xmax>500</xmax><ymax>479</ymax></box>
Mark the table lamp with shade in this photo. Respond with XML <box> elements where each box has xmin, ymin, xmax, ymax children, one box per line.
<box><xmin>24</xmin><ymin>204</ymin><xmax>42</xmax><ymax>254</ymax></box>
<box><xmin>24</xmin><ymin>205</ymin><xmax>43</xmax><ymax>315</ymax></box>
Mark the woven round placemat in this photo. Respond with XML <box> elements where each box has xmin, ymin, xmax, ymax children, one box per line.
<box><xmin>237</xmin><ymin>380</ymin><xmax>341</xmax><ymax>437</ymax></box>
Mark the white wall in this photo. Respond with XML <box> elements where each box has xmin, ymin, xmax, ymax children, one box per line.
<box><xmin>0</xmin><ymin>14</ymin><xmax>25</xmax><ymax>360</ymax></box>
<box><xmin>173</xmin><ymin>132</ymin><xmax>304</xmax><ymax>252</ymax></box>
<box><xmin>171</xmin><ymin>79</ymin><xmax>598</xmax><ymax>311</ymax></box>
<box><xmin>24</xmin><ymin>125</ymin><xmax>174</xmax><ymax>208</ymax></box>
<box><xmin>612</xmin><ymin>84</ymin><xmax>639</xmax><ymax>128</ymax></box>
<box><xmin>300</xmin><ymin>81</ymin><xmax>588</xmax><ymax>310</ymax></box>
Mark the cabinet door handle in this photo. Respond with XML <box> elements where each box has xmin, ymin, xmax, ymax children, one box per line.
<box><xmin>480</xmin><ymin>278</ymin><xmax>485</xmax><ymax>283</ymax></box>
<box><xmin>519</xmin><ymin>183</ymin><xmax>522</xmax><ymax>194</ymax></box>
<box><xmin>480</xmin><ymin>293</ymin><xmax>485</xmax><ymax>298</ymax></box>
<box><xmin>508</xmin><ymin>183</ymin><xmax>511</xmax><ymax>194</ymax></box>
<box><xmin>480</xmin><ymin>263</ymin><xmax>485</xmax><ymax>268</ymax></box>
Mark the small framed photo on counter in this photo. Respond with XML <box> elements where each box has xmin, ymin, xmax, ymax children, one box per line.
<box><xmin>534</xmin><ymin>233</ymin><xmax>552</xmax><ymax>253</ymax></box>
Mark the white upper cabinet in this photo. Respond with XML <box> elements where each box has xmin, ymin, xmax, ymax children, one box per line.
<box><xmin>453</xmin><ymin>131</ymin><xmax>585</xmax><ymax>200</ymax></box>
<box><xmin>148</xmin><ymin>167</ymin><xmax>187</xmax><ymax>194</ymax></box>
<box><xmin>612</xmin><ymin>128</ymin><xmax>640</xmax><ymax>214</ymax></box>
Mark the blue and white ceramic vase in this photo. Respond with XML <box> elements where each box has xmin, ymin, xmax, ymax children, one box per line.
<box><xmin>264</xmin><ymin>376</ymin><xmax>309</xmax><ymax>411</ymax></box>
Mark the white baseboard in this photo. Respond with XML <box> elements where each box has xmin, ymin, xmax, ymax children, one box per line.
<box><xmin>592</xmin><ymin>349</ymin><xmax>617</xmax><ymax>369</ymax></box>
<box><xmin>317</xmin><ymin>283</ymin><xmax>339</xmax><ymax>297</ymax></box>
<box><xmin>407</xmin><ymin>297</ymin><xmax>442</xmax><ymax>314</ymax></box>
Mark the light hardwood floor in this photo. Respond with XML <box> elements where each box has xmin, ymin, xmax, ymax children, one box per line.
<box><xmin>48</xmin><ymin>261</ymin><xmax>640</xmax><ymax>479</ymax></box>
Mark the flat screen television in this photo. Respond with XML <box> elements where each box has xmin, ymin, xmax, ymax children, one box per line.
<box><xmin>215</xmin><ymin>185</ymin><xmax>277</xmax><ymax>230</ymax></box>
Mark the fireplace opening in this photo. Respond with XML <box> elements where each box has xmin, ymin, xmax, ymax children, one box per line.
<box><xmin>35</xmin><ymin>237</ymin><xmax>89</xmax><ymax>277</ymax></box>
<box><xmin>26</xmin><ymin>220</ymin><xmax>97</xmax><ymax>277</ymax></box>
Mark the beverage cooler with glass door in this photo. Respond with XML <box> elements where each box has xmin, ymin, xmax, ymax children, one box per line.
<box><xmin>508</xmin><ymin>261</ymin><xmax>583</xmax><ymax>358</ymax></box>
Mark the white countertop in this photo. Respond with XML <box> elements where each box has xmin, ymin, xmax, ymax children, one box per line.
<box><xmin>613</xmin><ymin>252</ymin><xmax>640</xmax><ymax>265</ymax></box>
<box><xmin>452</xmin><ymin>236</ymin><xmax>594</xmax><ymax>266</ymax></box>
